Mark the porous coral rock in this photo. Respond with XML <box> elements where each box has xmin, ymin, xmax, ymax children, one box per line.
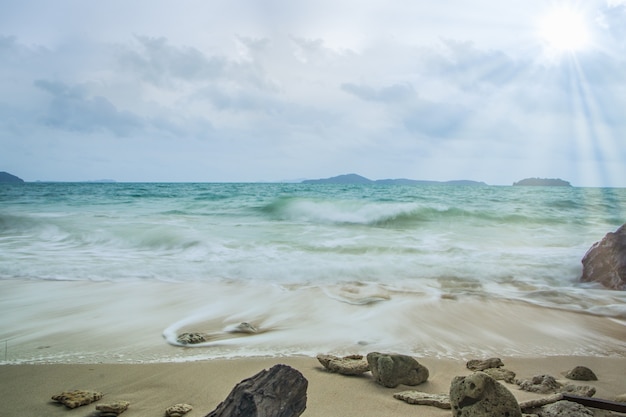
<box><xmin>450</xmin><ymin>372</ymin><xmax>522</xmax><ymax>417</ymax></box>
<box><xmin>316</xmin><ymin>354</ymin><xmax>370</xmax><ymax>375</ymax></box>
<box><xmin>538</xmin><ymin>400</ymin><xmax>593</xmax><ymax>417</ymax></box>
<box><xmin>564</xmin><ymin>366</ymin><xmax>598</xmax><ymax>381</ymax></box>
<box><xmin>366</xmin><ymin>352</ymin><xmax>429</xmax><ymax>388</ymax></box>
<box><xmin>176</xmin><ymin>332</ymin><xmax>210</xmax><ymax>344</ymax></box>
<box><xmin>165</xmin><ymin>403</ymin><xmax>193</xmax><ymax>417</ymax></box>
<box><xmin>483</xmin><ymin>367</ymin><xmax>516</xmax><ymax>383</ymax></box>
<box><xmin>466</xmin><ymin>357</ymin><xmax>504</xmax><ymax>371</ymax></box>
<box><xmin>51</xmin><ymin>390</ymin><xmax>103</xmax><ymax>408</ymax></box>
<box><xmin>393</xmin><ymin>391</ymin><xmax>451</xmax><ymax>409</ymax></box>
<box><xmin>560</xmin><ymin>384</ymin><xmax>596</xmax><ymax>397</ymax></box>
<box><xmin>96</xmin><ymin>400</ymin><xmax>130</xmax><ymax>416</ymax></box>
<box><xmin>517</xmin><ymin>375</ymin><xmax>562</xmax><ymax>394</ymax></box>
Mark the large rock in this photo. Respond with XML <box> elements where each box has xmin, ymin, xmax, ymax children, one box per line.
<box><xmin>204</xmin><ymin>364</ymin><xmax>307</xmax><ymax>417</ymax></box>
<box><xmin>366</xmin><ymin>352</ymin><xmax>429</xmax><ymax>388</ymax></box>
<box><xmin>581</xmin><ymin>224</ymin><xmax>626</xmax><ymax>290</ymax></box>
<box><xmin>450</xmin><ymin>372</ymin><xmax>522</xmax><ymax>417</ymax></box>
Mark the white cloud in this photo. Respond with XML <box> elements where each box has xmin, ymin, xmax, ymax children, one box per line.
<box><xmin>0</xmin><ymin>1</ymin><xmax>625</xmax><ymax>185</ymax></box>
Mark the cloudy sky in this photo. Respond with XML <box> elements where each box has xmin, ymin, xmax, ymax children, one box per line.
<box><xmin>1</xmin><ymin>0</ymin><xmax>625</xmax><ymax>186</ymax></box>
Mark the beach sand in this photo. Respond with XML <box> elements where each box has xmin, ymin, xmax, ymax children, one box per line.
<box><xmin>2</xmin><ymin>280</ymin><xmax>626</xmax><ymax>416</ymax></box>
<box><xmin>2</xmin><ymin>355</ymin><xmax>626</xmax><ymax>417</ymax></box>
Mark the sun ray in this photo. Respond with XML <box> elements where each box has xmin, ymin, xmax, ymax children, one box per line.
<box><xmin>568</xmin><ymin>57</ymin><xmax>620</xmax><ymax>187</ymax></box>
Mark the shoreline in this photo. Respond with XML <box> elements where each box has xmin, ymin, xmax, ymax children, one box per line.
<box><xmin>2</xmin><ymin>279</ymin><xmax>626</xmax><ymax>365</ymax></box>
<box><xmin>2</xmin><ymin>355</ymin><xmax>626</xmax><ymax>417</ymax></box>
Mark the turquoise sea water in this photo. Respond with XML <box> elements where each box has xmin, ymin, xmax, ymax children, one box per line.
<box><xmin>1</xmin><ymin>182</ymin><xmax>626</xmax><ymax>361</ymax></box>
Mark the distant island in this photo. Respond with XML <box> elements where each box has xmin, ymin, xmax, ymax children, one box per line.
<box><xmin>302</xmin><ymin>173</ymin><xmax>487</xmax><ymax>186</ymax></box>
<box><xmin>513</xmin><ymin>178</ymin><xmax>571</xmax><ymax>187</ymax></box>
<box><xmin>0</xmin><ymin>171</ymin><xmax>24</xmax><ymax>183</ymax></box>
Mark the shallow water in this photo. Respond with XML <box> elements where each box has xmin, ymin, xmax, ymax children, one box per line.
<box><xmin>1</xmin><ymin>183</ymin><xmax>625</xmax><ymax>363</ymax></box>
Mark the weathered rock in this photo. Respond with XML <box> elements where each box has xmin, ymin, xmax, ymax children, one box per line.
<box><xmin>616</xmin><ymin>393</ymin><xmax>626</xmax><ymax>403</ymax></box>
<box><xmin>51</xmin><ymin>390</ymin><xmax>103</xmax><ymax>408</ymax></box>
<box><xmin>564</xmin><ymin>366</ymin><xmax>597</xmax><ymax>381</ymax></box>
<box><xmin>204</xmin><ymin>364</ymin><xmax>307</xmax><ymax>417</ymax></box>
<box><xmin>466</xmin><ymin>357</ymin><xmax>504</xmax><ymax>371</ymax></box>
<box><xmin>177</xmin><ymin>332</ymin><xmax>211</xmax><ymax>344</ymax></box>
<box><xmin>450</xmin><ymin>371</ymin><xmax>522</xmax><ymax>417</ymax></box>
<box><xmin>517</xmin><ymin>375</ymin><xmax>562</xmax><ymax>394</ymax></box>
<box><xmin>537</xmin><ymin>400</ymin><xmax>593</xmax><ymax>417</ymax></box>
<box><xmin>166</xmin><ymin>403</ymin><xmax>193</xmax><ymax>417</ymax></box>
<box><xmin>581</xmin><ymin>224</ymin><xmax>626</xmax><ymax>290</ymax></box>
<box><xmin>561</xmin><ymin>384</ymin><xmax>596</xmax><ymax>397</ymax></box>
<box><xmin>519</xmin><ymin>393</ymin><xmax>565</xmax><ymax>411</ymax></box>
<box><xmin>483</xmin><ymin>367</ymin><xmax>516</xmax><ymax>383</ymax></box>
<box><xmin>393</xmin><ymin>391</ymin><xmax>451</xmax><ymax>409</ymax></box>
<box><xmin>316</xmin><ymin>354</ymin><xmax>370</xmax><ymax>375</ymax></box>
<box><xmin>96</xmin><ymin>400</ymin><xmax>130</xmax><ymax>416</ymax></box>
<box><xmin>366</xmin><ymin>352</ymin><xmax>429</xmax><ymax>388</ymax></box>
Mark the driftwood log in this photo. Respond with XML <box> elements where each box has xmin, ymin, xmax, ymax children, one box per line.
<box><xmin>205</xmin><ymin>364</ymin><xmax>308</xmax><ymax>417</ymax></box>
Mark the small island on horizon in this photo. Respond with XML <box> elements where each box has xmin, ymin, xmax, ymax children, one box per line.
<box><xmin>513</xmin><ymin>177</ymin><xmax>572</xmax><ymax>187</ymax></box>
<box><xmin>301</xmin><ymin>173</ymin><xmax>487</xmax><ymax>186</ymax></box>
<box><xmin>0</xmin><ymin>171</ymin><xmax>25</xmax><ymax>183</ymax></box>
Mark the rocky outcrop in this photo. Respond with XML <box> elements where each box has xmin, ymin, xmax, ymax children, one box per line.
<box><xmin>581</xmin><ymin>224</ymin><xmax>626</xmax><ymax>290</ymax></box>
<box><xmin>51</xmin><ymin>390</ymin><xmax>103</xmax><ymax>408</ymax></box>
<box><xmin>366</xmin><ymin>352</ymin><xmax>429</xmax><ymax>388</ymax></box>
<box><xmin>450</xmin><ymin>372</ymin><xmax>522</xmax><ymax>417</ymax></box>
<box><xmin>565</xmin><ymin>366</ymin><xmax>597</xmax><ymax>381</ymax></box>
<box><xmin>316</xmin><ymin>354</ymin><xmax>370</xmax><ymax>375</ymax></box>
<box><xmin>204</xmin><ymin>364</ymin><xmax>307</xmax><ymax>417</ymax></box>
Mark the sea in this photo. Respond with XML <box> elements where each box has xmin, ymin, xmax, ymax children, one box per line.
<box><xmin>1</xmin><ymin>182</ymin><xmax>625</xmax><ymax>363</ymax></box>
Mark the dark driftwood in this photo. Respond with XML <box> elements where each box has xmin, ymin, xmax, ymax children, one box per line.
<box><xmin>562</xmin><ymin>394</ymin><xmax>626</xmax><ymax>413</ymax></box>
<box><xmin>205</xmin><ymin>364</ymin><xmax>308</xmax><ymax>417</ymax></box>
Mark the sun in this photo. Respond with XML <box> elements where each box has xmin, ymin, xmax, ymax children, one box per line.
<box><xmin>537</xmin><ymin>6</ymin><xmax>591</xmax><ymax>53</ymax></box>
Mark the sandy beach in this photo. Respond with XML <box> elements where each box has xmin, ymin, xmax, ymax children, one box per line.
<box><xmin>1</xmin><ymin>355</ymin><xmax>625</xmax><ymax>417</ymax></box>
<box><xmin>1</xmin><ymin>279</ymin><xmax>626</xmax><ymax>415</ymax></box>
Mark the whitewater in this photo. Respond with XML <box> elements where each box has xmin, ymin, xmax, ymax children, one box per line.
<box><xmin>1</xmin><ymin>182</ymin><xmax>625</xmax><ymax>363</ymax></box>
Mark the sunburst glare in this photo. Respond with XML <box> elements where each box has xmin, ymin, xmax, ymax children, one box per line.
<box><xmin>536</xmin><ymin>6</ymin><xmax>592</xmax><ymax>54</ymax></box>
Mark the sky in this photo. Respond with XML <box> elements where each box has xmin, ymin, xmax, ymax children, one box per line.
<box><xmin>1</xmin><ymin>0</ymin><xmax>625</xmax><ymax>186</ymax></box>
